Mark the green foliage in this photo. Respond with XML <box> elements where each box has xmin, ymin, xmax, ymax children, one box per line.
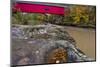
<box><xmin>12</xmin><ymin>11</ymin><xmax>46</xmax><ymax>25</ymax></box>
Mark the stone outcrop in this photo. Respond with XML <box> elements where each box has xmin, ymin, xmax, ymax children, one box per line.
<box><xmin>11</xmin><ymin>24</ymin><xmax>94</xmax><ymax>66</ymax></box>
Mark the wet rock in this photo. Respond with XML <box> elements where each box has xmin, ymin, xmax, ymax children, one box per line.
<box><xmin>11</xmin><ymin>24</ymin><xmax>94</xmax><ymax>65</ymax></box>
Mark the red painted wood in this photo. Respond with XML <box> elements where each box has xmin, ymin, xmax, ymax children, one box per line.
<box><xmin>13</xmin><ymin>3</ymin><xmax>64</xmax><ymax>15</ymax></box>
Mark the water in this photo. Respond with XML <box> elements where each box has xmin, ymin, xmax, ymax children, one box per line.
<box><xmin>65</xmin><ymin>26</ymin><xmax>96</xmax><ymax>59</ymax></box>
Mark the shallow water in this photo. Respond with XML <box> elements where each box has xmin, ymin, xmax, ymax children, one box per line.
<box><xmin>66</xmin><ymin>26</ymin><xmax>96</xmax><ymax>59</ymax></box>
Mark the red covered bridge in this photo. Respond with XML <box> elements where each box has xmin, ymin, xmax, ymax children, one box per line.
<box><xmin>13</xmin><ymin>1</ymin><xmax>70</xmax><ymax>16</ymax></box>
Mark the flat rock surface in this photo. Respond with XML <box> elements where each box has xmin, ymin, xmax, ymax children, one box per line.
<box><xmin>11</xmin><ymin>24</ymin><xmax>94</xmax><ymax>66</ymax></box>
